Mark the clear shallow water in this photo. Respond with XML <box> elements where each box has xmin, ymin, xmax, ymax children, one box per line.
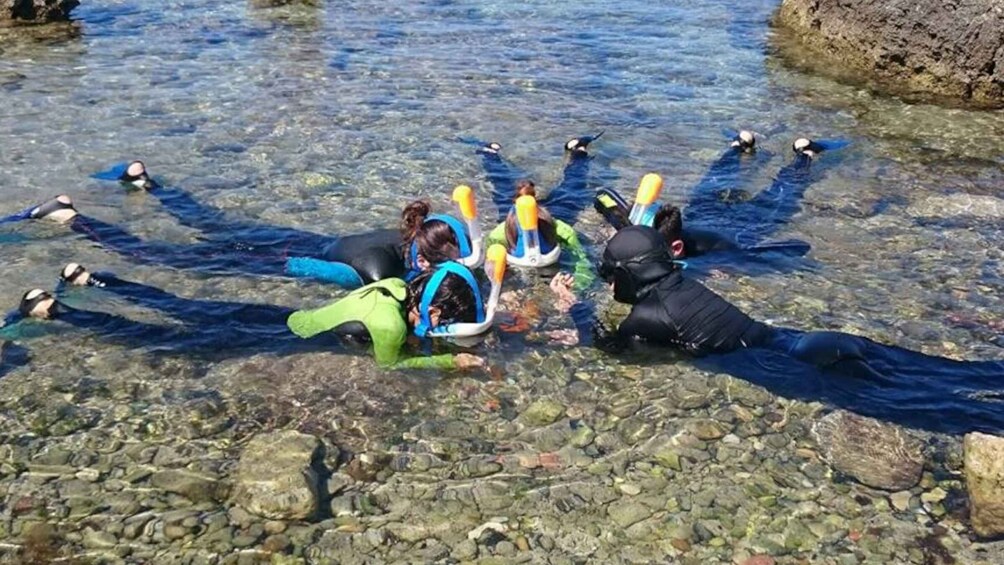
<box><xmin>0</xmin><ymin>1</ymin><xmax>1002</xmax><ymax>442</ymax></box>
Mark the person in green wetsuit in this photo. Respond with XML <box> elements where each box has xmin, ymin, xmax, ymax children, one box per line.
<box><xmin>486</xmin><ymin>180</ymin><xmax>594</xmax><ymax>290</ymax></box>
<box><xmin>9</xmin><ymin>263</ymin><xmax>486</xmax><ymax>371</ymax></box>
<box><xmin>287</xmin><ymin>267</ymin><xmax>486</xmax><ymax>370</ymax></box>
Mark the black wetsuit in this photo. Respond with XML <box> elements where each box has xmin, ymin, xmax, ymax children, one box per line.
<box><xmin>480</xmin><ymin>149</ymin><xmax>592</xmax><ymax>224</ymax></box>
<box><xmin>577</xmin><ymin>226</ymin><xmax>1004</xmax><ymax>434</ymax></box>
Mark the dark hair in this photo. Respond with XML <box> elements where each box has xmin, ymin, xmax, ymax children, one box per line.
<box><xmin>400</xmin><ymin>200</ymin><xmax>461</xmax><ymax>267</ymax></box>
<box><xmin>503</xmin><ymin>180</ymin><xmax>558</xmax><ymax>249</ymax></box>
<box><xmin>404</xmin><ymin>269</ymin><xmax>478</xmax><ymax>327</ymax></box>
<box><xmin>653</xmin><ymin>204</ymin><xmax>683</xmax><ymax>246</ymax></box>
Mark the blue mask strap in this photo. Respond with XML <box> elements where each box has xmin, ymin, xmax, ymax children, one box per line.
<box><xmin>414</xmin><ymin>262</ymin><xmax>485</xmax><ymax>337</ymax></box>
<box><xmin>426</xmin><ymin>214</ymin><xmax>472</xmax><ymax>257</ymax></box>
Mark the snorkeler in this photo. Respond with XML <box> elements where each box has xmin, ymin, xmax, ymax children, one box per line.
<box><xmin>8</xmin><ymin>189</ymin><xmax>479</xmax><ymax>289</ymax></box>
<box><xmin>548</xmin><ymin>225</ymin><xmax>1004</xmax><ymax>432</ymax></box>
<box><xmin>477</xmin><ymin>134</ymin><xmax>600</xmax><ymax>225</ymax></box>
<box><xmin>10</xmin><ymin>251</ymin><xmax>508</xmax><ymax>370</ymax></box>
<box><xmin>594</xmin><ymin>134</ymin><xmax>841</xmax><ymax>259</ymax></box>
<box><xmin>485</xmin><ymin>181</ymin><xmax>594</xmax><ymax>289</ymax></box>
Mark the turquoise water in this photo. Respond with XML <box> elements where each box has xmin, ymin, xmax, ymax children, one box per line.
<box><xmin>0</xmin><ymin>0</ymin><xmax>1002</xmax><ymax>432</ymax></box>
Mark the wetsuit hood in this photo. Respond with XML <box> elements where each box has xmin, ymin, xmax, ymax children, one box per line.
<box><xmin>600</xmin><ymin>226</ymin><xmax>678</xmax><ymax>304</ymax></box>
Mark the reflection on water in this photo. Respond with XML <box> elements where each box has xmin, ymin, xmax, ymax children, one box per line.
<box><xmin>0</xmin><ymin>0</ymin><xmax>1001</xmax><ymax>439</ymax></box>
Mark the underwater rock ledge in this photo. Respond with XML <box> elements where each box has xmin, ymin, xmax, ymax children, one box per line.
<box><xmin>771</xmin><ymin>0</ymin><xmax>1004</xmax><ymax>108</ymax></box>
<box><xmin>1</xmin><ymin>0</ymin><xmax>79</xmax><ymax>25</ymax></box>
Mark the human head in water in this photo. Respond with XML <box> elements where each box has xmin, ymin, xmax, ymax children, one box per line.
<box><xmin>731</xmin><ymin>130</ymin><xmax>756</xmax><ymax>152</ymax></box>
<box><xmin>19</xmin><ymin>289</ymin><xmax>58</xmax><ymax>319</ymax></box>
<box><xmin>598</xmin><ymin>225</ymin><xmax>678</xmax><ymax>304</ymax></box>
<box><xmin>503</xmin><ymin>180</ymin><xmax>558</xmax><ymax>251</ymax></box>
<box><xmin>652</xmin><ymin>204</ymin><xmax>686</xmax><ymax>258</ymax></box>
<box><xmin>400</xmin><ymin>201</ymin><xmax>463</xmax><ymax>269</ymax></box>
<box><xmin>404</xmin><ymin>268</ymin><xmax>478</xmax><ymax>330</ymax></box>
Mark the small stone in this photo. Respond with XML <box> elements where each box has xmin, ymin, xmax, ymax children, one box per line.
<box><xmin>150</xmin><ymin>469</ymin><xmax>225</xmax><ymax>503</ymax></box>
<box><xmin>608</xmin><ymin>501</ymin><xmax>652</xmax><ymax>528</ymax></box>
<box><xmin>889</xmin><ymin>491</ymin><xmax>912</xmax><ymax>512</ymax></box>
<box><xmin>264</xmin><ymin>520</ymin><xmax>287</xmax><ymax>535</ymax></box>
<box><xmin>654</xmin><ymin>450</ymin><xmax>682</xmax><ymax>471</ymax></box>
<box><xmin>920</xmin><ymin>487</ymin><xmax>947</xmax><ymax>504</ymax></box>
<box><xmin>263</xmin><ymin>534</ymin><xmax>291</xmax><ymax>553</ymax></box>
<box><xmin>670</xmin><ymin>538</ymin><xmax>691</xmax><ymax>552</ymax></box>
<box><xmin>233</xmin><ymin>430</ymin><xmax>323</xmax><ymax>520</ymax></box>
<box><xmin>514</xmin><ymin>535</ymin><xmax>530</xmax><ymax>551</ymax></box>
<box><xmin>618</xmin><ymin>484</ymin><xmax>642</xmax><ymax>496</ymax></box>
<box><xmin>83</xmin><ymin>530</ymin><xmax>117</xmax><ymax>549</ymax></box>
<box><xmin>520</xmin><ymin>399</ymin><xmax>566</xmax><ymax>427</ymax></box>
<box><xmin>452</xmin><ymin>539</ymin><xmax>478</xmax><ymax>560</ymax></box>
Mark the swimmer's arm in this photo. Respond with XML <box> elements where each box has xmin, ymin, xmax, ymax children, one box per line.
<box><xmin>368</xmin><ymin>317</ymin><xmax>458</xmax><ymax>370</ymax></box>
<box><xmin>555</xmin><ymin>220</ymin><xmax>596</xmax><ymax>291</ymax></box>
<box><xmin>486</xmin><ymin>222</ymin><xmax>507</xmax><ymax>248</ymax></box>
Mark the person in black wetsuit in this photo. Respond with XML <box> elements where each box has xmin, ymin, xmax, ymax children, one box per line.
<box><xmin>594</xmin><ymin>135</ymin><xmax>832</xmax><ymax>264</ymax></box>
<box><xmin>16</xmin><ymin>189</ymin><xmax>473</xmax><ymax>288</ymax></box>
<box><xmin>478</xmin><ymin>134</ymin><xmax>600</xmax><ymax>225</ymax></box>
<box><xmin>550</xmin><ymin>226</ymin><xmax>1004</xmax><ymax>434</ymax></box>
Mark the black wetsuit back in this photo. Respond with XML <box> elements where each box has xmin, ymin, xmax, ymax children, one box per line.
<box><xmin>618</xmin><ymin>270</ymin><xmax>771</xmax><ymax>355</ymax></box>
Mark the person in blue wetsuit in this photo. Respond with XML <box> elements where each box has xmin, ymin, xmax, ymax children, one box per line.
<box><xmin>10</xmin><ymin>189</ymin><xmax>474</xmax><ymax>288</ymax></box>
<box><xmin>478</xmin><ymin>134</ymin><xmax>599</xmax><ymax>225</ymax></box>
<box><xmin>5</xmin><ymin>262</ymin><xmax>487</xmax><ymax>370</ymax></box>
<box><xmin>594</xmin><ymin>135</ymin><xmax>836</xmax><ymax>264</ymax></box>
<box><xmin>549</xmin><ymin>226</ymin><xmax>1004</xmax><ymax>434</ymax></box>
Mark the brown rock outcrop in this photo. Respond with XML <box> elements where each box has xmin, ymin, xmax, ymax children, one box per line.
<box><xmin>772</xmin><ymin>0</ymin><xmax>1004</xmax><ymax>107</ymax></box>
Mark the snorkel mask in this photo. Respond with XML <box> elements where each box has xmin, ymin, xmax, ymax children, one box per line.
<box><xmin>506</xmin><ymin>195</ymin><xmax>561</xmax><ymax>268</ymax></box>
<box><xmin>408</xmin><ymin>185</ymin><xmax>485</xmax><ymax>271</ymax></box>
<box><xmin>414</xmin><ymin>244</ymin><xmax>507</xmax><ymax>338</ymax></box>
<box><xmin>627</xmin><ymin>173</ymin><xmax>664</xmax><ymax>227</ymax></box>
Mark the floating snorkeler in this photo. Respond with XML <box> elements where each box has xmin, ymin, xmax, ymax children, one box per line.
<box><xmin>550</xmin><ymin>226</ymin><xmax>1004</xmax><ymax>434</ymax></box>
<box><xmin>6</xmin><ymin>246</ymin><xmax>508</xmax><ymax>371</ymax></box>
<box><xmin>476</xmin><ymin>133</ymin><xmax>601</xmax><ymax>226</ymax></box>
<box><xmin>473</xmin><ymin>134</ymin><xmax>601</xmax><ymax>287</ymax></box>
<box><xmin>4</xmin><ymin>171</ymin><xmax>485</xmax><ymax>288</ymax></box>
<box><xmin>594</xmin><ymin>133</ymin><xmax>848</xmax><ymax>266</ymax></box>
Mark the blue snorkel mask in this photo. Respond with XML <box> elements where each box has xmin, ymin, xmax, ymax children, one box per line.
<box><xmin>413</xmin><ymin>245</ymin><xmax>507</xmax><ymax>338</ymax></box>
<box><xmin>506</xmin><ymin>195</ymin><xmax>561</xmax><ymax>268</ymax></box>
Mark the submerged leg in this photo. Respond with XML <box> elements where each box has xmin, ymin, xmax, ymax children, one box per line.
<box><xmin>542</xmin><ymin>149</ymin><xmax>592</xmax><ymax>225</ymax></box>
<box><xmin>61</xmin><ymin>264</ymin><xmax>294</xmax><ymax>326</ymax></box>
<box><xmin>478</xmin><ymin>143</ymin><xmax>525</xmax><ymax>222</ymax></box>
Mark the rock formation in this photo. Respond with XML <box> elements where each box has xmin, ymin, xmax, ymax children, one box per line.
<box><xmin>772</xmin><ymin>0</ymin><xmax>1004</xmax><ymax>107</ymax></box>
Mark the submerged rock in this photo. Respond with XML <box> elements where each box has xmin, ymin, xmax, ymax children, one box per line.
<box><xmin>772</xmin><ymin>0</ymin><xmax>1004</xmax><ymax>107</ymax></box>
<box><xmin>812</xmin><ymin>411</ymin><xmax>924</xmax><ymax>491</ymax></box>
<box><xmin>233</xmin><ymin>430</ymin><xmax>324</xmax><ymax>520</ymax></box>
<box><xmin>1</xmin><ymin>0</ymin><xmax>79</xmax><ymax>24</ymax></box>
<box><xmin>964</xmin><ymin>432</ymin><xmax>1004</xmax><ymax>538</ymax></box>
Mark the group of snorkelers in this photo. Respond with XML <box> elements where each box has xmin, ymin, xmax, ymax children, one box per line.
<box><xmin>3</xmin><ymin>130</ymin><xmax>1003</xmax><ymax>433</ymax></box>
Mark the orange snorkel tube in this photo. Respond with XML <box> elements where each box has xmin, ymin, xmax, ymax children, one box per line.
<box><xmin>628</xmin><ymin>173</ymin><xmax>664</xmax><ymax>227</ymax></box>
<box><xmin>508</xmin><ymin>195</ymin><xmax>561</xmax><ymax>267</ymax></box>
<box><xmin>452</xmin><ymin>184</ymin><xmax>484</xmax><ymax>268</ymax></box>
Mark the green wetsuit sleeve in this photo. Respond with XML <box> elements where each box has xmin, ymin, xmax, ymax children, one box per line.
<box><xmin>487</xmin><ymin>222</ymin><xmax>507</xmax><ymax>247</ymax></box>
<box><xmin>391</xmin><ymin>353</ymin><xmax>457</xmax><ymax>370</ymax></box>
<box><xmin>555</xmin><ymin>220</ymin><xmax>596</xmax><ymax>291</ymax></box>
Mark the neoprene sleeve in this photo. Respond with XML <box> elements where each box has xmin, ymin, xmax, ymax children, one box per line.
<box><xmin>286</xmin><ymin>279</ymin><xmax>457</xmax><ymax>370</ymax></box>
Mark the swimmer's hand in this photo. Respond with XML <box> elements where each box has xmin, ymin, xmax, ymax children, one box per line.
<box><xmin>455</xmin><ymin>353</ymin><xmax>486</xmax><ymax>370</ymax></box>
<box><xmin>549</xmin><ymin>272</ymin><xmax>577</xmax><ymax>313</ymax></box>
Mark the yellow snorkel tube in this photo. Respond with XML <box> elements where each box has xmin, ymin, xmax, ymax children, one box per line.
<box><xmin>452</xmin><ymin>184</ymin><xmax>484</xmax><ymax>268</ymax></box>
<box><xmin>627</xmin><ymin>173</ymin><xmax>664</xmax><ymax>227</ymax></box>
<box><xmin>507</xmin><ymin>195</ymin><xmax>561</xmax><ymax>267</ymax></box>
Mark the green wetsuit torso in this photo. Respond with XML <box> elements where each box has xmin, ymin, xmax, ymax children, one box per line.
<box><xmin>286</xmin><ymin>279</ymin><xmax>456</xmax><ymax>370</ymax></box>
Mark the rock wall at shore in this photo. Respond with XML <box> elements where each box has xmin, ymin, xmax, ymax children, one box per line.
<box><xmin>772</xmin><ymin>0</ymin><xmax>1004</xmax><ymax>107</ymax></box>
<box><xmin>1</xmin><ymin>0</ymin><xmax>79</xmax><ymax>24</ymax></box>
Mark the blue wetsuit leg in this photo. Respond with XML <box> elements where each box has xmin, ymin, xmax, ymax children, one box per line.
<box><xmin>542</xmin><ymin>151</ymin><xmax>592</xmax><ymax>225</ymax></box>
<box><xmin>68</xmin><ymin>215</ymin><xmax>293</xmax><ymax>277</ymax></box>
<box><xmin>84</xmin><ymin>273</ymin><xmax>293</xmax><ymax>326</ymax></box>
<box><xmin>683</xmin><ymin>147</ymin><xmax>744</xmax><ymax>224</ymax></box>
<box><xmin>480</xmin><ymin>152</ymin><xmax>525</xmax><ymax>222</ymax></box>
<box><xmin>728</xmin><ymin>154</ymin><xmax>814</xmax><ymax>246</ymax></box>
<box><xmin>145</xmin><ymin>186</ymin><xmax>338</xmax><ymax>258</ymax></box>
